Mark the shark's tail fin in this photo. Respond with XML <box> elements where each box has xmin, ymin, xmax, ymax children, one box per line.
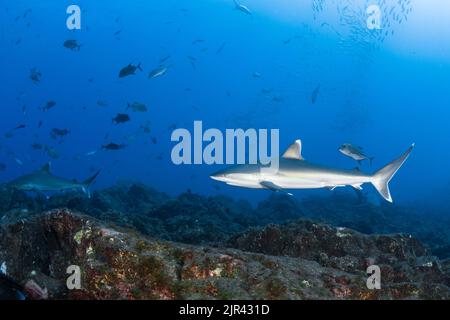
<box><xmin>371</xmin><ymin>144</ymin><xmax>414</xmax><ymax>203</ymax></box>
<box><xmin>82</xmin><ymin>170</ymin><xmax>101</xmax><ymax>198</ymax></box>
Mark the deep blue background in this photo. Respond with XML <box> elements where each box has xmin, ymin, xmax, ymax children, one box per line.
<box><xmin>1</xmin><ymin>0</ymin><xmax>449</xmax><ymax>210</ymax></box>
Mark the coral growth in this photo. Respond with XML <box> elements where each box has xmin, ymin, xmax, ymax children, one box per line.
<box><xmin>0</xmin><ymin>184</ymin><xmax>450</xmax><ymax>299</ymax></box>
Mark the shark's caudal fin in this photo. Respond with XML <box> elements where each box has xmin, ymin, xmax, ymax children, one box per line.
<box><xmin>81</xmin><ymin>170</ymin><xmax>101</xmax><ymax>198</ymax></box>
<box><xmin>371</xmin><ymin>144</ymin><xmax>414</xmax><ymax>203</ymax></box>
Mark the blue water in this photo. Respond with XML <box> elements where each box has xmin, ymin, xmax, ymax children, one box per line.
<box><xmin>1</xmin><ymin>0</ymin><xmax>449</xmax><ymax>210</ymax></box>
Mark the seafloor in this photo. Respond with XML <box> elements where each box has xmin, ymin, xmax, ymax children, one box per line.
<box><xmin>0</xmin><ymin>184</ymin><xmax>449</xmax><ymax>299</ymax></box>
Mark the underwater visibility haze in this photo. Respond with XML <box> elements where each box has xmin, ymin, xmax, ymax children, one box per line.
<box><xmin>0</xmin><ymin>0</ymin><xmax>450</xmax><ymax>301</ymax></box>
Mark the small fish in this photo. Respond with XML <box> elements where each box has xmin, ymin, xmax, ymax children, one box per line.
<box><xmin>148</xmin><ymin>66</ymin><xmax>167</xmax><ymax>79</ymax></box>
<box><xmin>338</xmin><ymin>144</ymin><xmax>374</xmax><ymax>166</ymax></box>
<box><xmin>151</xmin><ymin>137</ymin><xmax>157</xmax><ymax>144</ymax></box>
<box><xmin>311</xmin><ymin>84</ymin><xmax>321</xmax><ymax>104</ymax></box>
<box><xmin>102</xmin><ymin>143</ymin><xmax>126</xmax><ymax>151</ymax></box>
<box><xmin>112</xmin><ymin>113</ymin><xmax>130</xmax><ymax>124</ymax></box>
<box><xmin>141</xmin><ymin>121</ymin><xmax>151</xmax><ymax>133</ymax></box>
<box><xmin>23</xmin><ymin>8</ymin><xmax>32</xmax><ymax>18</ymax></box>
<box><xmin>85</xmin><ymin>150</ymin><xmax>98</xmax><ymax>156</ymax></box>
<box><xmin>119</xmin><ymin>63</ymin><xmax>143</xmax><ymax>78</ymax></box>
<box><xmin>216</xmin><ymin>42</ymin><xmax>226</xmax><ymax>54</ymax></box>
<box><xmin>31</xmin><ymin>143</ymin><xmax>43</xmax><ymax>150</ymax></box>
<box><xmin>113</xmin><ymin>29</ymin><xmax>122</xmax><ymax>36</ymax></box>
<box><xmin>63</xmin><ymin>39</ymin><xmax>82</xmax><ymax>51</ymax></box>
<box><xmin>159</xmin><ymin>55</ymin><xmax>171</xmax><ymax>63</ymax></box>
<box><xmin>42</xmin><ymin>100</ymin><xmax>56</xmax><ymax>111</ymax></box>
<box><xmin>127</xmin><ymin>102</ymin><xmax>147</xmax><ymax>112</ymax></box>
<box><xmin>252</xmin><ymin>72</ymin><xmax>262</xmax><ymax>78</ymax></box>
<box><xmin>29</xmin><ymin>68</ymin><xmax>42</xmax><ymax>83</ymax></box>
<box><xmin>50</xmin><ymin>128</ymin><xmax>70</xmax><ymax>139</ymax></box>
<box><xmin>44</xmin><ymin>146</ymin><xmax>59</xmax><ymax>159</ymax></box>
<box><xmin>192</xmin><ymin>39</ymin><xmax>205</xmax><ymax>45</ymax></box>
<box><xmin>13</xmin><ymin>124</ymin><xmax>26</xmax><ymax>130</ymax></box>
<box><xmin>96</xmin><ymin>100</ymin><xmax>108</xmax><ymax>107</ymax></box>
<box><xmin>15</xmin><ymin>159</ymin><xmax>23</xmax><ymax>166</ymax></box>
<box><xmin>0</xmin><ymin>163</ymin><xmax>6</xmax><ymax>172</ymax></box>
<box><xmin>233</xmin><ymin>0</ymin><xmax>252</xmax><ymax>15</ymax></box>
<box><xmin>272</xmin><ymin>96</ymin><xmax>284</xmax><ymax>103</ymax></box>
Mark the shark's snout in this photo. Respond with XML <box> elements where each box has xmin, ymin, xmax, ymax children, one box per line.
<box><xmin>210</xmin><ymin>169</ymin><xmax>229</xmax><ymax>182</ymax></box>
<box><xmin>210</xmin><ymin>173</ymin><xmax>226</xmax><ymax>182</ymax></box>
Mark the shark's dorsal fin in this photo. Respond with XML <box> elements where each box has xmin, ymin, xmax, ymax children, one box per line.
<box><xmin>40</xmin><ymin>163</ymin><xmax>51</xmax><ymax>174</ymax></box>
<box><xmin>282</xmin><ymin>139</ymin><xmax>304</xmax><ymax>160</ymax></box>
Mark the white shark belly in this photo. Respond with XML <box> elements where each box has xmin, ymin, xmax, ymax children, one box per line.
<box><xmin>271</xmin><ymin>171</ymin><xmax>371</xmax><ymax>189</ymax></box>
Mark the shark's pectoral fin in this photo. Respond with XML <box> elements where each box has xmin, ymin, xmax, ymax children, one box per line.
<box><xmin>260</xmin><ymin>181</ymin><xmax>293</xmax><ymax>196</ymax></box>
<box><xmin>260</xmin><ymin>181</ymin><xmax>280</xmax><ymax>191</ymax></box>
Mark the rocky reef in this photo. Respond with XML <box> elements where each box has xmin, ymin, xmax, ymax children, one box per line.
<box><xmin>0</xmin><ymin>183</ymin><xmax>449</xmax><ymax>299</ymax></box>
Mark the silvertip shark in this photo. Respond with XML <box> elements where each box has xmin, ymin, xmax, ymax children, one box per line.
<box><xmin>210</xmin><ymin>139</ymin><xmax>414</xmax><ymax>203</ymax></box>
<box><xmin>6</xmin><ymin>163</ymin><xmax>100</xmax><ymax>198</ymax></box>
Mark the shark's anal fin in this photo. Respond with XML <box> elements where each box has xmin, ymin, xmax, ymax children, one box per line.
<box><xmin>260</xmin><ymin>181</ymin><xmax>293</xmax><ymax>196</ymax></box>
<box><xmin>282</xmin><ymin>139</ymin><xmax>304</xmax><ymax>160</ymax></box>
<box><xmin>351</xmin><ymin>184</ymin><xmax>363</xmax><ymax>190</ymax></box>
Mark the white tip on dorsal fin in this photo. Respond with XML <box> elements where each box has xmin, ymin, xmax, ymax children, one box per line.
<box><xmin>282</xmin><ymin>139</ymin><xmax>304</xmax><ymax>160</ymax></box>
<box><xmin>41</xmin><ymin>162</ymin><xmax>51</xmax><ymax>174</ymax></box>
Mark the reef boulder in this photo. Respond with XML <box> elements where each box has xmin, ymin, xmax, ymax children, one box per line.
<box><xmin>0</xmin><ymin>209</ymin><xmax>449</xmax><ymax>299</ymax></box>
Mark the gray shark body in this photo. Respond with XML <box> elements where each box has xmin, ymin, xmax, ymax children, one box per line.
<box><xmin>7</xmin><ymin>163</ymin><xmax>100</xmax><ymax>198</ymax></box>
<box><xmin>211</xmin><ymin>140</ymin><xmax>414</xmax><ymax>203</ymax></box>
